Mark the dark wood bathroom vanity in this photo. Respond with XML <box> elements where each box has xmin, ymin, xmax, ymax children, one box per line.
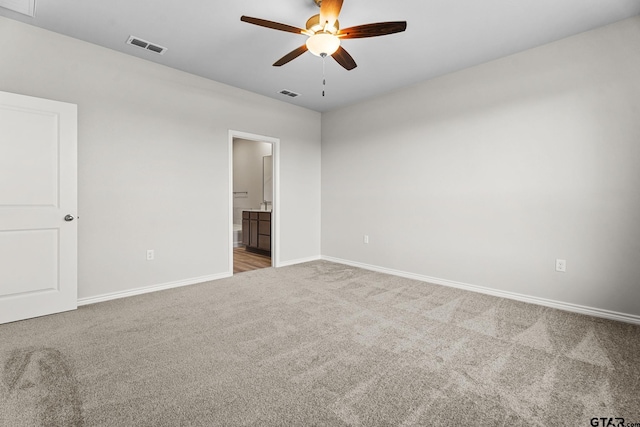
<box><xmin>242</xmin><ymin>210</ymin><xmax>271</xmax><ymax>255</ymax></box>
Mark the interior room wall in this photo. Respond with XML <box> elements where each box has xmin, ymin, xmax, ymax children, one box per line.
<box><xmin>321</xmin><ymin>17</ymin><xmax>640</xmax><ymax>319</ymax></box>
<box><xmin>233</xmin><ymin>139</ymin><xmax>272</xmax><ymax>224</ymax></box>
<box><xmin>0</xmin><ymin>16</ymin><xmax>321</xmax><ymax>301</ymax></box>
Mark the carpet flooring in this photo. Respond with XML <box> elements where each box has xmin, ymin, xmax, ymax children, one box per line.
<box><xmin>1</xmin><ymin>261</ymin><xmax>639</xmax><ymax>426</ymax></box>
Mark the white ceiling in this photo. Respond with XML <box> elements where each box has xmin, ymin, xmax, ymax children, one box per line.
<box><xmin>2</xmin><ymin>0</ymin><xmax>639</xmax><ymax>112</ymax></box>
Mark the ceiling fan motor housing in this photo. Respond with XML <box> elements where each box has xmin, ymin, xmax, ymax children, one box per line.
<box><xmin>306</xmin><ymin>14</ymin><xmax>339</xmax><ymax>33</ymax></box>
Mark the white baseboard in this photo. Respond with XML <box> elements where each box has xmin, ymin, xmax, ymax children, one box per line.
<box><xmin>276</xmin><ymin>255</ymin><xmax>322</xmax><ymax>268</ymax></box>
<box><xmin>77</xmin><ymin>255</ymin><xmax>323</xmax><ymax>306</ymax></box>
<box><xmin>77</xmin><ymin>272</ymin><xmax>232</xmax><ymax>307</ymax></box>
<box><xmin>321</xmin><ymin>256</ymin><xmax>640</xmax><ymax>325</ymax></box>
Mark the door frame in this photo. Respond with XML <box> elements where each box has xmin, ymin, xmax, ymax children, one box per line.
<box><xmin>228</xmin><ymin>130</ymin><xmax>280</xmax><ymax>273</ymax></box>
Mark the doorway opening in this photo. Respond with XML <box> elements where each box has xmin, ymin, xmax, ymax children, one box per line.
<box><xmin>229</xmin><ymin>131</ymin><xmax>279</xmax><ymax>274</ymax></box>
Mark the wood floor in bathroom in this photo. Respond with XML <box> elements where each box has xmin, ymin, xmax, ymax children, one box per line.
<box><xmin>233</xmin><ymin>246</ymin><xmax>272</xmax><ymax>274</ymax></box>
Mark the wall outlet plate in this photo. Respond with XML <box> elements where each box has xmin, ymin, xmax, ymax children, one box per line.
<box><xmin>555</xmin><ymin>259</ymin><xmax>566</xmax><ymax>272</ymax></box>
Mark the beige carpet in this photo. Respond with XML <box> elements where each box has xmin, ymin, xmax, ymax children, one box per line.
<box><xmin>1</xmin><ymin>261</ymin><xmax>639</xmax><ymax>426</ymax></box>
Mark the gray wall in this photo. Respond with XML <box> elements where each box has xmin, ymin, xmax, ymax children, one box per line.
<box><xmin>321</xmin><ymin>17</ymin><xmax>640</xmax><ymax>317</ymax></box>
<box><xmin>0</xmin><ymin>16</ymin><xmax>321</xmax><ymax>300</ymax></box>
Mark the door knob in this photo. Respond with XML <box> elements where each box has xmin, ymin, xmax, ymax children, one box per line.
<box><xmin>64</xmin><ymin>214</ymin><xmax>75</xmax><ymax>222</ymax></box>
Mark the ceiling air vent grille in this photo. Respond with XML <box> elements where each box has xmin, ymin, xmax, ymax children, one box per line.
<box><xmin>0</xmin><ymin>0</ymin><xmax>36</xmax><ymax>17</ymax></box>
<box><xmin>126</xmin><ymin>36</ymin><xmax>168</xmax><ymax>55</ymax></box>
<box><xmin>279</xmin><ymin>90</ymin><xmax>300</xmax><ymax>98</ymax></box>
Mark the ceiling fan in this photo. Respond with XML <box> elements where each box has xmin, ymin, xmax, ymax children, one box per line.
<box><xmin>240</xmin><ymin>0</ymin><xmax>407</xmax><ymax>71</ymax></box>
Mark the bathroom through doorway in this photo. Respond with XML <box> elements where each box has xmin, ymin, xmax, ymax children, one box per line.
<box><xmin>229</xmin><ymin>131</ymin><xmax>279</xmax><ymax>274</ymax></box>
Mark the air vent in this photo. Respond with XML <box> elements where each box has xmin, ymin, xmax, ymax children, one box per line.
<box><xmin>146</xmin><ymin>44</ymin><xmax>165</xmax><ymax>54</ymax></box>
<box><xmin>126</xmin><ymin>36</ymin><xmax>168</xmax><ymax>55</ymax></box>
<box><xmin>279</xmin><ymin>90</ymin><xmax>300</xmax><ymax>98</ymax></box>
<box><xmin>0</xmin><ymin>0</ymin><xmax>36</xmax><ymax>17</ymax></box>
<box><xmin>129</xmin><ymin>38</ymin><xmax>147</xmax><ymax>49</ymax></box>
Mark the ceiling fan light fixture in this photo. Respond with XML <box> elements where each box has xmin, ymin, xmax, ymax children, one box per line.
<box><xmin>306</xmin><ymin>33</ymin><xmax>340</xmax><ymax>57</ymax></box>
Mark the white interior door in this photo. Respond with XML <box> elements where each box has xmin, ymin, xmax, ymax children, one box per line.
<box><xmin>0</xmin><ymin>91</ymin><xmax>77</xmax><ymax>324</ymax></box>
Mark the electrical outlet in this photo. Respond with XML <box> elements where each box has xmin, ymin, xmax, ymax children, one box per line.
<box><xmin>363</xmin><ymin>235</ymin><xmax>369</xmax><ymax>244</ymax></box>
<box><xmin>147</xmin><ymin>249</ymin><xmax>154</xmax><ymax>261</ymax></box>
<box><xmin>555</xmin><ymin>259</ymin><xmax>566</xmax><ymax>272</ymax></box>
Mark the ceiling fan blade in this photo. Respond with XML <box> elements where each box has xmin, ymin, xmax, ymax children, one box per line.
<box><xmin>331</xmin><ymin>46</ymin><xmax>357</xmax><ymax>70</ymax></box>
<box><xmin>273</xmin><ymin>45</ymin><xmax>308</xmax><ymax>66</ymax></box>
<box><xmin>240</xmin><ymin>16</ymin><xmax>306</xmax><ymax>35</ymax></box>
<box><xmin>339</xmin><ymin>21</ymin><xmax>407</xmax><ymax>39</ymax></box>
<box><xmin>320</xmin><ymin>0</ymin><xmax>343</xmax><ymax>29</ymax></box>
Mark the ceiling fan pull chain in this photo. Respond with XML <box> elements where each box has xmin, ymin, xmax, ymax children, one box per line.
<box><xmin>322</xmin><ymin>53</ymin><xmax>327</xmax><ymax>97</ymax></box>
